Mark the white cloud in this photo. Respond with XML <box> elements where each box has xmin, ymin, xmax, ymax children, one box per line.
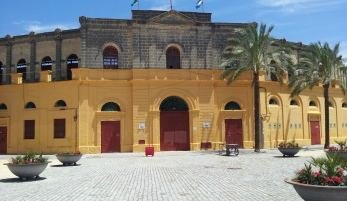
<box><xmin>150</xmin><ymin>5</ymin><xmax>170</xmax><ymax>10</ymax></box>
<box><xmin>256</xmin><ymin>0</ymin><xmax>347</xmax><ymax>14</ymax></box>
<box><xmin>12</xmin><ymin>20</ymin><xmax>78</xmax><ymax>34</ymax></box>
<box><xmin>257</xmin><ymin>0</ymin><xmax>316</xmax><ymax>7</ymax></box>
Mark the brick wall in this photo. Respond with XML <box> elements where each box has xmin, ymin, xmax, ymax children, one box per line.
<box><xmin>0</xmin><ymin>10</ymin><xmax>249</xmax><ymax>83</ymax></box>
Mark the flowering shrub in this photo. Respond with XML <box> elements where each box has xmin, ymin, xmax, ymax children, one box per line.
<box><xmin>56</xmin><ymin>150</ymin><xmax>82</xmax><ymax>155</ymax></box>
<box><xmin>294</xmin><ymin>152</ymin><xmax>347</xmax><ymax>186</ymax></box>
<box><xmin>278</xmin><ymin>140</ymin><xmax>299</xmax><ymax>148</ymax></box>
<box><xmin>327</xmin><ymin>140</ymin><xmax>347</xmax><ymax>152</ymax></box>
<box><xmin>327</xmin><ymin>146</ymin><xmax>344</xmax><ymax>152</ymax></box>
<box><xmin>9</xmin><ymin>152</ymin><xmax>48</xmax><ymax>164</ymax></box>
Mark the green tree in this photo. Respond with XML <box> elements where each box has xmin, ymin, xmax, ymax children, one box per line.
<box><xmin>288</xmin><ymin>42</ymin><xmax>345</xmax><ymax>148</ymax></box>
<box><xmin>219</xmin><ymin>23</ymin><xmax>292</xmax><ymax>152</ymax></box>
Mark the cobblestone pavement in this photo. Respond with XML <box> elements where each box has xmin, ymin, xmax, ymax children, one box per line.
<box><xmin>0</xmin><ymin>145</ymin><xmax>327</xmax><ymax>201</ymax></box>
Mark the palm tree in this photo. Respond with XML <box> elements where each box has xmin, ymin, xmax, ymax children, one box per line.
<box><xmin>288</xmin><ymin>42</ymin><xmax>345</xmax><ymax>148</ymax></box>
<box><xmin>219</xmin><ymin>23</ymin><xmax>292</xmax><ymax>152</ymax></box>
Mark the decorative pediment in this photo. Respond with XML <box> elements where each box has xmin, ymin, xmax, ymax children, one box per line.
<box><xmin>148</xmin><ymin>10</ymin><xmax>197</xmax><ymax>25</ymax></box>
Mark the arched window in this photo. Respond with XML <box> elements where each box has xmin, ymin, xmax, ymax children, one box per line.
<box><xmin>54</xmin><ymin>100</ymin><xmax>67</xmax><ymax>107</ymax></box>
<box><xmin>67</xmin><ymin>54</ymin><xmax>78</xmax><ymax>80</ymax></box>
<box><xmin>342</xmin><ymin>103</ymin><xmax>347</xmax><ymax>108</ymax></box>
<box><xmin>17</xmin><ymin>59</ymin><xmax>27</xmax><ymax>81</ymax></box>
<box><xmin>290</xmin><ymin>100</ymin><xmax>298</xmax><ymax>106</ymax></box>
<box><xmin>101</xmin><ymin>102</ymin><xmax>121</xmax><ymax>111</ymax></box>
<box><xmin>41</xmin><ymin>56</ymin><xmax>52</xmax><ymax>71</ymax></box>
<box><xmin>0</xmin><ymin>103</ymin><xmax>7</xmax><ymax>110</ymax></box>
<box><xmin>103</xmin><ymin>46</ymin><xmax>118</xmax><ymax>69</ymax></box>
<box><xmin>269</xmin><ymin>98</ymin><xmax>278</xmax><ymax>105</ymax></box>
<box><xmin>225</xmin><ymin>101</ymin><xmax>241</xmax><ymax>110</ymax></box>
<box><xmin>328</xmin><ymin>102</ymin><xmax>333</xmax><ymax>108</ymax></box>
<box><xmin>160</xmin><ymin>96</ymin><xmax>188</xmax><ymax>111</ymax></box>
<box><xmin>166</xmin><ymin>47</ymin><xmax>180</xmax><ymax>69</ymax></box>
<box><xmin>224</xmin><ymin>48</ymin><xmax>238</xmax><ymax>69</ymax></box>
<box><xmin>0</xmin><ymin>61</ymin><xmax>3</xmax><ymax>85</ymax></box>
<box><xmin>25</xmin><ymin>102</ymin><xmax>36</xmax><ymax>109</ymax></box>
<box><xmin>309</xmin><ymin>101</ymin><xmax>317</xmax><ymax>106</ymax></box>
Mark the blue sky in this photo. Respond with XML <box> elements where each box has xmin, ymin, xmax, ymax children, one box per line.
<box><xmin>1</xmin><ymin>0</ymin><xmax>346</xmax><ymax>62</ymax></box>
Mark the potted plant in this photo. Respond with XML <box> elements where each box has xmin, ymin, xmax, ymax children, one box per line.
<box><xmin>55</xmin><ymin>150</ymin><xmax>83</xmax><ymax>166</ymax></box>
<box><xmin>285</xmin><ymin>152</ymin><xmax>347</xmax><ymax>201</ymax></box>
<box><xmin>278</xmin><ymin>140</ymin><xmax>301</xmax><ymax>157</ymax></box>
<box><xmin>326</xmin><ymin>140</ymin><xmax>347</xmax><ymax>159</ymax></box>
<box><xmin>3</xmin><ymin>152</ymin><xmax>50</xmax><ymax>180</ymax></box>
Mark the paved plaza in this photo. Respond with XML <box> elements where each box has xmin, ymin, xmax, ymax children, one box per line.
<box><xmin>0</xmin><ymin>146</ymin><xmax>326</xmax><ymax>201</ymax></box>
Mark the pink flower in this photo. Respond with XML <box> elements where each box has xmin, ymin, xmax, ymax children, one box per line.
<box><xmin>298</xmin><ymin>169</ymin><xmax>305</xmax><ymax>175</ymax></box>
<box><xmin>334</xmin><ymin>177</ymin><xmax>341</xmax><ymax>183</ymax></box>
<box><xmin>313</xmin><ymin>171</ymin><xmax>321</xmax><ymax>176</ymax></box>
<box><xmin>336</xmin><ymin>168</ymin><xmax>344</xmax><ymax>173</ymax></box>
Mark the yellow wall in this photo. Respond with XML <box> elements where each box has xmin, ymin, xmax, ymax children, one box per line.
<box><xmin>1</xmin><ymin>69</ymin><xmax>347</xmax><ymax>154</ymax></box>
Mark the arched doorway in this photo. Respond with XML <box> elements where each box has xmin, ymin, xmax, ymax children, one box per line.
<box><xmin>17</xmin><ymin>59</ymin><xmax>27</xmax><ymax>81</ymax></box>
<box><xmin>41</xmin><ymin>56</ymin><xmax>52</xmax><ymax>71</ymax></box>
<box><xmin>166</xmin><ymin>47</ymin><xmax>180</xmax><ymax>69</ymax></box>
<box><xmin>101</xmin><ymin>102</ymin><xmax>121</xmax><ymax>153</ymax></box>
<box><xmin>160</xmin><ymin>96</ymin><xmax>190</xmax><ymax>151</ymax></box>
<box><xmin>224</xmin><ymin>101</ymin><xmax>243</xmax><ymax>148</ymax></box>
<box><xmin>67</xmin><ymin>54</ymin><xmax>78</xmax><ymax>80</ymax></box>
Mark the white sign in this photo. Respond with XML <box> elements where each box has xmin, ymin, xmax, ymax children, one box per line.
<box><xmin>138</xmin><ymin>123</ymin><xmax>145</xmax><ymax>129</ymax></box>
<box><xmin>203</xmin><ymin>122</ymin><xmax>210</xmax><ymax>128</ymax></box>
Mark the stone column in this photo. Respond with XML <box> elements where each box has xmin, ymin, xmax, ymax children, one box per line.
<box><xmin>79</xmin><ymin>16</ymin><xmax>87</xmax><ymax>68</ymax></box>
<box><xmin>29</xmin><ymin>31</ymin><xmax>36</xmax><ymax>82</ymax></box>
<box><xmin>5</xmin><ymin>34</ymin><xmax>13</xmax><ymax>84</ymax></box>
<box><xmin>55</xmin><ymin>28</ymin><xmax>62</xmax><ymax>80</ymax></box>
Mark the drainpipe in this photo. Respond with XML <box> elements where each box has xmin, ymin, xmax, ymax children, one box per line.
<box><xmin>262</xmin><ymin>119</ymin><xmax>265</xmax><ymax>149</ymax></box>
<box><xmin>259</xmin><ymin>86</ymin><xmax>270</xmax><ymax>149</ymax></box>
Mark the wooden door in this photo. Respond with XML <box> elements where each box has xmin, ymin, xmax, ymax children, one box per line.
<box><xmin>225</xmin><ymin>119</ymin><xmax>243</xmax><ymax>148</ymax></box>
<box><xmin>160</xmin><ymin>111</ymin><xmax>190</xmax><ymax>151</ymax></box>
<box><xmin>310</xmin><ymin>121</ymin><xmax>321</xmax><ymax>145</ymax></box>
<box><xmin>101</xmin><ymin>121</ymin><xmax>120</xmax><ymax>153</ymax></box>
<box><xmin>0</xmin><ymin>127</ymin><xmax>7</xmax><ymax>153</ymax></box>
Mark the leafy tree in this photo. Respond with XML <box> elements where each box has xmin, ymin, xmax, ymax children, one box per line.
<box><xmin>219</xmin><ymin>22</ymin><xmax>292</xmax><ymax>152</ymax></box>
<box><xmin>288</xmin><ymin>42</ymin><xmax>345</xmax><ymax>148</ymax></box>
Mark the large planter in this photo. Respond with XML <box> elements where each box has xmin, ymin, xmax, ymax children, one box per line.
<box><xmin>325</xmin><ymin>151</ymin><xmax>347</xmax><ymax>159</ymax></box>
<box><xmin>4</xmin><ymin>162</ymin><xmax>51</xmax><ymax>180</ymax></box>
<box><xmin>56</xmin><ymin>154</ymin><xmax>82</xmax><ymax>165</ymax></box>
<box><xmin>285</xmin><ymin>178</ymin><xmax>347</xmax><ymax>201</ymax></box>
<box><xmin>278</xmin><ymin>147</ymin><xmax>301</xmax><ymax>157</ymax></box>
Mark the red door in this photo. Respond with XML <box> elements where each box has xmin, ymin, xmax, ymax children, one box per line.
<box><xmin>101</xmin><ymin>121</ymin><xmax>120</xmax><ymax>153</ymax></box>
<box><xmin>225</xmin><ymin>119</ymin><xmax>243</xmax><ymax>148</ymax></box>
<box><xmin>160</xmin><ymin>111</ymin><xmax>190</xmax><ymax>151</ymax></box>
<box><xmin>310</xmin><ymin>121</ymin><xmax>321</xmax><ymax>145</ymax></box>
<box><xmin>0</xmin><ymin>127</ymin><xmax>7</xmax><ymax>153</ymax></box>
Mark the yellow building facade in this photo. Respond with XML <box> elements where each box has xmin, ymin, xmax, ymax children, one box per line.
<box><xmin>1</xmin><ymin>10</ymin><xmax>347</xmax><ymax>154</ymax></box>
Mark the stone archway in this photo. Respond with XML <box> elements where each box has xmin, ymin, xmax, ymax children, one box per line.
<box><xmin>160</xmin><ymin>96</ymin><xmax>190</xmax><ymax>151</ymax></box>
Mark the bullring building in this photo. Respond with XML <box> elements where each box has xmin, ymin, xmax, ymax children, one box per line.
<box><xmin>0</xmin><ymin>10</ymin><xmax>346</xmax><ymax>154</ymax></box>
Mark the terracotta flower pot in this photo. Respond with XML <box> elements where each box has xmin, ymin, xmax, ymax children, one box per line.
<box><xmin>56</xmin><ymin>154</ymin><xmax>82</xmax><ymax>166</ymax></box>
<box><xmin>4</xmin><ymin>162</ymin><xmax>51</xmax><ymax>180</ymax></box>
<box><xmin>278</xmin><ymin>147</ymin><xmax>301</xmax><ymax>157</ymax></box>
<box><xmin>285</xmin><ymin>178</ymin><xmax>347</xmax><ymax>201</ymax></box>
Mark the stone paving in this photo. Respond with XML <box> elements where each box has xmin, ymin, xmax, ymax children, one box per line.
<box><xmin>0</xmin><ymin>145</ymin><xmax>327</xmax><ymax>201</ymax></box>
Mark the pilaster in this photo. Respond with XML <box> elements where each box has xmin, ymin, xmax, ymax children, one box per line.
<box><xmin>55</xmin><ymin>28</ymin><xmax>62</xmax><ymax>80</ymax></box>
